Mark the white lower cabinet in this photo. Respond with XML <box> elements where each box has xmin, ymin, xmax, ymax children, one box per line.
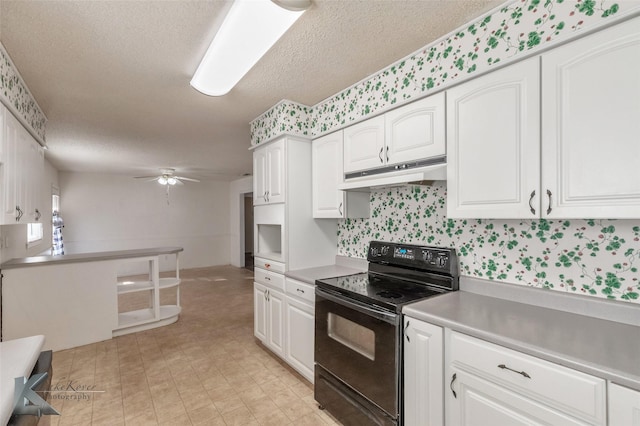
<box><xmin>284</xmin><ymin>278</ymin><xmax>315</xmax><ymax>383</ymax></box>
<box><xmin>609</xmin><ymin>383</ymin><xmax>640</xmax><ymax>426</ymax></box>
<box><xmin>446</xmin><ymin>331</ymin><xmax>606</xmax><ymax>426</ymax></box>
<box><xmin>254</xmin><ymin>266</ymin><xmax>286</xmax><ymax>359</ymax></box>
<box><xmin>403</xmin><ymin>317</ymin><xmax>444</xmax><ymax>426</ymax></box>
<box><xmin>255</xmin><ymin>275</ymin><xmax>315</xmax><ymax>383</ymax></box>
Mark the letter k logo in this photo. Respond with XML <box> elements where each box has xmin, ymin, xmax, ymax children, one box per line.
<box><xmin>13</xmin><ymin>373</ymin><xmax>59</xmax><ymax>417</ymax></box>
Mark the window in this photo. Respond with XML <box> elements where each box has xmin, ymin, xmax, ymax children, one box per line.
<box><xmin>27</xmin><ymin>222</ymin><xmax>43</xmax><ymax>247</ymax></box>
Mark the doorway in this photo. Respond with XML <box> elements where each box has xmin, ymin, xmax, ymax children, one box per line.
<box><xmin>244</xmin><ymin>194</ymin><xmax>254</xmax><ymax>271</ymax></box>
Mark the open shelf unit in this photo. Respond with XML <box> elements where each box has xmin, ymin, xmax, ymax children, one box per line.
<box><xmin>113</xmin><ymin>252</ymin><xmax>181</xmax><ymax>336</ymax></box>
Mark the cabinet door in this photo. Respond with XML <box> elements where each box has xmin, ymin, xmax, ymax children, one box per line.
<box><xmin>447</xmin><ymin>57</ymin><xmax>540</xmax><ymax>219</ymax></box>
<box><xmin>266</xmin><ymin>139</ymin><xmax>285</xmax><ymax>204</ymax></box>
<box><xmin>403</xmin><ymin>317</ymin><xmax>443</xmax><ymax>426</ymax></box>
<box><xmin>312</xmin><ymin>132</ymin><xmax>346</xmax><ymax>218</ymax></box>
<box><xmin>284</xmin><ymin>296</ymin><xmax>314</xmax><ymax>382</ymax></box>
<box><xmin>609</xmin><ymin>383</ymin><xmax>640</xmax><ymax>426</ymax></box>
<box><xmin>447</xmin><ymin>369</ymin><xmax>589</xmax><ymax>426</ymax></box>
<box><xmin>386</xmin><ymin>92</ymin><xmax>445</xmax><ymax>166</ymax></box>
<box><xmin>2</xmin><ymin>110</ymin><xmax>21</xmax><ymax>224</ymax></box>
<box><xmin>253</xmin><ymin>147</ymin><xmax>267</xmax><ymax>206</ymax></box>
<box><xmin>254</xmin><ymin>282</ymin><xmax>268</xmax><ymax>341</ymax></box>
<box><xmin>267</xmin><ymin>288</ymin><xmax>285</xmax><ymax>358</ymax></box>
<box><xmin>541</xmin><ymin>17</ymin><xmax>640</xmax><ymax>218</ymax></box>
<box><xmin>343</xmin><ymin>115</ymin><xmax>385</xmax><ymax>173</ymax></box>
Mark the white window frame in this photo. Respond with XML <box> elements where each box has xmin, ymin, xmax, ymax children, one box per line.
<box><xmin>27</xmin><ymin>222</ymin><xmax>44</xmax><ymax>248</ymax></box>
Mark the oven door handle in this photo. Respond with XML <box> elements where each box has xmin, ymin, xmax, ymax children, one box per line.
<box><xmin>316</xmin><ymin>288</ymin><xmax>399</xmax><ymax>325</ymax></box>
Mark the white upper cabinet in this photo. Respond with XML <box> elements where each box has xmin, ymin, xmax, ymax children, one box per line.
<box><xmin>343</xmin><ymin>93</ymin><xmax>446</xmax><ymax>174</ymax></box>
<box><xmin>385</xmin><ymin>92</ymin><xmax>446</xmax><ymax>166</ymax></box>
<box><xmin>343</xmin><ymin>115</ymin><xmax>385</xmax><ymax>173</ymax></box>
<box><xmin>447</xmin><ymin>16</ymin><xmax>640</xmax><ymax>219</ymax></box>
<box><xmin>312</xmin><ymin>131</ymin><xmax>368</xmax><ymax>219</ymax></box>
<box><xmin>312</xmin><ymin>131</ymin><xmax>345</xmax><ymax>217</ymax></box>
<box><xmin>541</xmin><ymin>16</ymin><xmax>640</xmax><ymax>218</ymax></box>
<box><xmin>253</xmin><ymin>138</ymin><xmax>285</xmax><ymax>205</ymax></box>
<box><xmin>1</xmin><ymin>106</ymin><xmax>44</xmax><ymax>225</ymax></box>
<box><xmin>447</xmin><ymin>57</ymin><xmax>540</xmax><ymax>219</ymax></box>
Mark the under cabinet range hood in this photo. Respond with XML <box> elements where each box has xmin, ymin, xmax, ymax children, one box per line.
<box><xmin>338</xmin><ymin>156</ymin><xmax>446</xmax><ymax>190</ymax></box>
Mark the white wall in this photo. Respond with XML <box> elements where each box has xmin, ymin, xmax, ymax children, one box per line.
<box><xmin>229</xmin><ymin>176</ymin><xmax>252</xmax><ymax>267</ymax></box>
<box><xmin>0</xmin><ymin>159</ymin><xmax>59</xmax><ymax>263</ymax></box>
<box><xmin>58</xmin><ymin>172</ymin><xmax>231</xmax><ymax>272</ymax></box>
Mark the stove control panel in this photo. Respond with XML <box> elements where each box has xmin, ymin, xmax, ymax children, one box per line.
<box><xmin>368</xmin><ymin>241</ymin><xmax>458</xmax><ymax>275</ymax></box>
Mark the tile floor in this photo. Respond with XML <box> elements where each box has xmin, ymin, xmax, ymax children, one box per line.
<box><xmin>39</xmin><ymin>265</ymin><xmax>340</xmax><ymax>426</ymax></box>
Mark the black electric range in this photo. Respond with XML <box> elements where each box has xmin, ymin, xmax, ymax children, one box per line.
<box><xmin>315</xmin><ymin>241</ymin><xmax>459</xmax><ymax>313</ymax></box>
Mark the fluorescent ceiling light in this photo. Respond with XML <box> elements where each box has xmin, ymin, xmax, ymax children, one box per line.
<box><xmin>191</xmin><ymin>0</ymin><xmax>310</xmax><ymax>96</ymax></box>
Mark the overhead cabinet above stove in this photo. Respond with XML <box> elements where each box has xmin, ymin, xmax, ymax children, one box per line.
<box><xmin>338</xmin><ymin>93</ymin><xmax>447</xmax><ymax>190</ymax></box>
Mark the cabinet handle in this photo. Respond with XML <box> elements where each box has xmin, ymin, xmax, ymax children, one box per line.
<box><xmin>498</xmin><ymin>364</ymin><xmax>531</xmax><ymax>379</ymax></box>
<box><xmin>528</xmin><ymin>190</ymin><xmax>536</xmax><ymax>215</ymax></box>
<box><xmin>265</xmin><ymin>289</ymin><xmax>270</xmax><ymax>302</ymax></box>
<box><xmin>16</xmin><ymin>206</ymin><xmax>23</xmax><ymax>222</ymax></box>
<box><xmin>404</xmin><ymin>321</ymin><xmax>410</xmax><ymax>343</ymax></box>
<box><xmin>386</xmin><ymin>146</ymin><xmax>389</xmax><ymax>162</ymax></box>
<box><xmin>296</xmin><ymin>288</ymin><xmax>305</xmax><ymax>294</ymax></box>
<box><xmin>450</xmin><ymin>373</ymin><xmax>457</xmax><ymax>398</ymax></box>
<box><xmin>378</xmin><ymin>147</ymin><xmax>384</xmax><ymax>163</ymax></box>
<box><xmin>546</xmin><ymin>190</ymin><xmax>552</xmax><ymax>215</ymax></box>
<box><xmin>35</xmin><ymin>209</ymin><xmax>41</xmax><ymax>221</ymax></box>
<box><xmin>338</xmin><ymin>202</ymin><xmax>343</xmax><ymax>216</ymax></box>
<box><xmin>265</xmin><ymin>276</ymin><xmax>271</xmax><ymax>281</ymax></box>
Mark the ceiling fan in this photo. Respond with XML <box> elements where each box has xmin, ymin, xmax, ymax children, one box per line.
<box><xmin>133</xmin><ymin>168</ymin><xmax>200</xmax><ymax>186</ymax></box>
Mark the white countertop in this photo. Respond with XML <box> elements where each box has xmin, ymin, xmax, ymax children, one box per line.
<box><xmin>285</xmin><ymin>255</ymin><xmax>368</xmax><ymax>284</ymax></box>
<box><xmin>0</xmin><ymin>335</ymin><xmax>45</xmax><ymax>426</ymax></box>
<box><xmin>404</xmin><ymin>290</ymin><xmax>640</xmax><ymax>391</ymax></box>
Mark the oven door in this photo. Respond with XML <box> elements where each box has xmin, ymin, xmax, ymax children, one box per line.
<box><xmin>315</xmin><ymin>287</ymin><xmax>400</xmax><ymax>418</ymax></box>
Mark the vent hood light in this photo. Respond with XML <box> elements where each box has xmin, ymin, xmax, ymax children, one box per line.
<box><xmin>190</xmin><ymin>0</ymin><xmax>310</xmax><ymax>96</ymax></box>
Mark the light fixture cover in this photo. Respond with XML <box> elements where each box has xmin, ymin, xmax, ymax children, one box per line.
<box><xmin>190</xmin><ymin>0</ymin><xmax>308</xmax><ymax>96</ymax></box>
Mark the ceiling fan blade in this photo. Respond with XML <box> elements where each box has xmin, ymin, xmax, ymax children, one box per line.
<box><xmin>174</xmin><ymin>176</ymin><xmax>200</xmax><ymax>182</ymax></box>
<box><xmin>133</xmin><ymin>175</ymin><xmax>160</xmax><ymax>179</ymax></box>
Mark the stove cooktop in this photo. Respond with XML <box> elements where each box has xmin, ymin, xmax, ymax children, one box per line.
<box><xmin>315</xmin><ymin>272</ymin><xmax>445</xmax><ymax>313</ymax></box>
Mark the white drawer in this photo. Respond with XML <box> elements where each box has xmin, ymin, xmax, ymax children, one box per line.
<box><xmin>254</xmin><ymin>267</ymin><xmax>285</xmax><ymax>291</ymax></box>
<box><xmin>254</xmin><ymin>257</ymin><xmax>285</xmax><ymax>274</ymax></box>
<box><xmin>285</xmin><ymin>278</ymin><xmax>315</xmax><ymax>304</ymax></box>
<box><xmin>449</xmin><ymin>331</ymin><xmax>605</xmax><ymax>424</ymax></box>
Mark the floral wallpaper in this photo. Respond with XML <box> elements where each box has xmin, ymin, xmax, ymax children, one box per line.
<box><xmin>250</xmin><ymin>99</ymin><xmax>312</xmax><ymax>145</ymax></box>
<box><xmin>338</xmin><ymin>184</ymin><xmax>640</xmax><ymax>303</ymax></box>
<box><xmin>0</xmin><ymin>43</ymin><xmax>47</xmax><ymax>142</ymax></box>
<box><xmin>250</xmin><ymin>0</ymin><xmax>639</xmax><ymax>145</ymax></box>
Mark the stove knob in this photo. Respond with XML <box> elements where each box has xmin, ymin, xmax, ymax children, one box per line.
<box><xmin>437</xmin><ymin>256</ymin><xmax>448</xmax><ymax>267</ymax></box>
<box><xmin>370</xmin><ymin>247</ymin><xmax>379</xmax><ymax>257</ymax></box>
<box><xmin>381</xmin><ymin>245</ymin><xmax>389</xmax><ymax>256</ymax></box>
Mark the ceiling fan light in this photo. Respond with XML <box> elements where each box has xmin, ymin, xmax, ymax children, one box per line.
<box><xmin>158</xmin><ymin>176</ymin><xmax>168</xmax><ymax>185</ymax></box>
<box><xmin>167</xmin><ymin>177</ymin><xmax>178</xmax><ymax>185</ymax></box>
<box><xmin>190</xmin><ymin>0</ymin><xmax>308</xmax><ymax>96</ymax></box>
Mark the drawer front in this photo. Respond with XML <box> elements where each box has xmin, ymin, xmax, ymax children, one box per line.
<box><xmin>285</xmin><ymin>278</ymin><xmax>315</xmax><ymax>304</ymax></box>
<box><xmin>254</xmin><ymin>267</ymin><xmax>285</xmax><ymax>291</ymax></box>
<box><xmin>254</xmin><ymin>257</ymin><xmax>285</xmax><ymax>274</ymax></box>
<box><xmin>449</xmin><ymin>331</ymin><xmax>605</xmax><ymax>424</ymax></box>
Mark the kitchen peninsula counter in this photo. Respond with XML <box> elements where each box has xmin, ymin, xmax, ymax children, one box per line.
<box><xmin>1</xmin><ymin>247</ymin><xmax>183</xmax><ymax>351</ymax></box>
<box><xmin>404</xmin><ymin>277</ymin><xmax>640</xmax><ymax>391</ymax></box>
<box><xmin>1</xmin><ymin>246</ymin><xmax>183</xmax><ymax>269</ymax></box>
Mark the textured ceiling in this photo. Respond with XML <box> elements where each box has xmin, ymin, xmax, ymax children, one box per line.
<box><xmin>0</xmin><ymin>0</ymin><xmax>501</xmax><ymax>181</ymax></box>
